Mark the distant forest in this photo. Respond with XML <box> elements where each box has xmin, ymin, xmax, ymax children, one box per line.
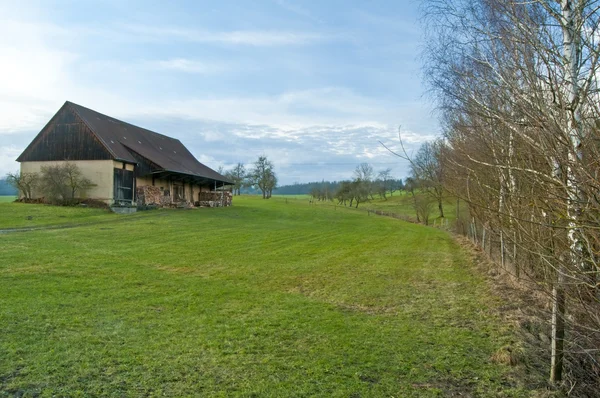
<box><xmin>0</xmin><ymin>179</ymin><xmax>17</xmax><ymax>196</ymax></box>
<box><xmin>273</xmin><ymin>180</ymin><xmax>403</xmax><ymax>196</ymax></box>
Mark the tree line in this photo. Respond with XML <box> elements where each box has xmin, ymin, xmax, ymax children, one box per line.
<box><xmin>416</xmin><ymin>0</ymin><xmax>600</xmax><ymax>392</ymax></box>
<box><xmin>295</xmin><ymin>164</ymin><xmax>403</xmax><ymax>207</ymax></box>
<box><xmin>274</xmin><ymin>176</ymin><xmax>403</xmax><ymax>198</ymax></box>
<box><xmin>0</xmin><ymin>179</ymin><xmax>17</xmax><ymax>196</ymax></box>
<box><xmin>331</xmin><ymin>164</ymin><xmax>403</xmax><ymax>207</ymax></box>
<box><xmin>274</xmin><ymin>181</ymin><xmax>346</xmax><ymax>196</ymax></box>
<box><xmin>222</xmin><ymin>159</ymin><xmax>404</xmax><ymax>206</ymax></box>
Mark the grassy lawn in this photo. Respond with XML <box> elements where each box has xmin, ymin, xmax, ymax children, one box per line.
<box><xmin>0</xmin><ymin>196</ymin><xmax>533</xmax><ymax>396</ymax></box>
<box><xmin>0</xmin><ymin>202</ymin><xmax>114</xmax><ymax>230</ymax></box>
<box><xmin>0</xmin><ymin>196</ymin><xmax>16</xmax><ymax>203</ymax></box>
<box><xmin>361</xmin><ymin>191</ymin><xmax>422</xmax><ymax>217</ymax></box>
<box><xmin>0</xmin><ymin>201</ymin><xmax>155</xmax><ymax>230</ymax></box>
<box><xmin>272</xmin><ymin>194</ymin><xmax>311</xmax><ymax>200</ymax></box>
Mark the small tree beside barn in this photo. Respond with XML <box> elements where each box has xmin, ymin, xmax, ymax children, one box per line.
<box><xmin>38</xmin><ymin>163</ymin><xmax>95</xmax><ymax>205</ymax></box>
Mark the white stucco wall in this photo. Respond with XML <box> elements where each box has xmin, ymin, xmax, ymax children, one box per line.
<box><xmin>20</xmin><ymin>160</ymin><xmax>115</xmax><ymax>203</ymax></box>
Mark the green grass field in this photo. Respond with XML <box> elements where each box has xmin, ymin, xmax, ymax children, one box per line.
<box><xmin>0</xmin><ymin>196</ymin><xmax>16</xmax><ymax>203</ymax></box>
<box><xmin>0</xmin><ymin>196</ymin><xmax>534</xmax><ymax>396</ymax></box>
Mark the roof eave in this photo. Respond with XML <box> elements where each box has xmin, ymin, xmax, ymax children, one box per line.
<box><xmin>149</xmin><ymin>170</ymin><xmax>234</xmax><ymax>185</ymax></box>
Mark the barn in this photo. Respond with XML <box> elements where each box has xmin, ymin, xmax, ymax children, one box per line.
<box><xmin>17</xmin><ymin>101</ymin><xmax>232</xmax><ymax>207</ymax></box>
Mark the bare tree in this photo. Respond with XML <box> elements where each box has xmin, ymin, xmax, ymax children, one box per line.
<box><xmin>421</xmin><ymin>0</ymin><xmax>600</xmax><ymax>389</ymax></box>
<box><xmin>377</xmin><ymin>168</ymin><xmax>395</xmax><ymax>199</ymax></box>
<box><xmin>350</xmin><ymin>178</ymin><xmax>369</xmax><ymax>208</ymax></box>
<box><xmin>265</xmin><ymin>169</ymin><xmax>277</xmax><ymax>199</ymax></box>
<box><xmin>414</xmin><ymin>195</ymin><xmax>434</xmax><ymax>226</ymax></box>
<box><xmin>226</xmin><ymin>163</ymin><xmax>246</xmax><ymax>196</ymax></box>
<box><xmin>39</xmin><ymin>163</ymin><xmax>95</xmax><ymax>205</ymax></box>
<box><xmin>335</xmin><ymin>181</ymin><xmax>353</xmax><ymax>206</ymax></box>
<box><xmin>5</xmin><ymin>171</ymin><xmax>39</xmax><ymax>200</ymax></box>
<box><xmin>403</xmin><ymin>176</ymin><xmax>421</xmax><ymax>223</ymax></box>
<box><xmin>411</xmin><ymin>139</ymin><xmax>445</xmax><ymax>218</ymax></box>
<box><xmin>249</xmin><ymin>156</ymin><xmax>277</xmax><ymax>199</ymax></box>
<box><xmin>354</xmin><ymin>163</ymin><xmax>375</xmax><ymax>200</ymax></box>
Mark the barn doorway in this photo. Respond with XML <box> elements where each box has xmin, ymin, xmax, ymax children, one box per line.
<box><xmin>114</xmin><ymin>168</ymin><xmax>135</xmax><ymax>204</ymax></box>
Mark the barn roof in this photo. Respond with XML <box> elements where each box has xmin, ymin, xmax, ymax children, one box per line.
<box><xmin>26</xmin><ymin>101</ymin><xmax>231</xmax><ymax>184</ymax></box>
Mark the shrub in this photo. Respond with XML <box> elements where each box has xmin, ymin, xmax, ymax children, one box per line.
<box><xmin>39</xmin><ymin>163</ymin><xmax>95</xmax><ymax>205</ymax></box>
<box><xmin>5</xmin><ymin>171</ymin><xmax>39</xmax><ymax>199</ymax></box>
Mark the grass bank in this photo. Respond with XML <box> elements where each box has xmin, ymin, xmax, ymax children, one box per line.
<box><xmin>0</xmin><ymin>196</ymin><xmax>535</xmax><ymax>396</ymax></box>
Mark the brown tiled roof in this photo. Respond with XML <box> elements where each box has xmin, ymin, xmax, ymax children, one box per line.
<box><xmin>66</xmin><ymin>101</ymin><xmax>231</xmax><ymax>184</ymax></box>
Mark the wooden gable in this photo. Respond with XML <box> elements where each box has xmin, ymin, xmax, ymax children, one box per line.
<box><xmin>17</xmin><ymin>103</ymin><xmax>114</xmax><ymax>162</ymax></box>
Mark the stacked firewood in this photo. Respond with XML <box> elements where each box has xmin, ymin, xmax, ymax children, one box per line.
<box><xmin>137</xmin><ymin>187</ymin><xmax>232</xmax><ymax>207</ymax></box>
<box><xmin>136</xmin><ymin>186</ymin><xmax>170</xmax><ymax>206</ymax></box>
<box><xmin>196</xmin><ymin>191</ymin><xmax>232</xmax><ymax>207</ymax></box>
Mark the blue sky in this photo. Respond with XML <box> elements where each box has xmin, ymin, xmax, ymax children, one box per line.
<box><xmin>0</xmin><ymin>0</ymin><xmax>438</xmax><ymax>184</ymax></box>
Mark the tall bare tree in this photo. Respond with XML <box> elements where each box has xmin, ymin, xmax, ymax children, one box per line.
<box><xmin>421</xmin><ymin>0</ymin><xmax>600</xmax><ymax>389</ymax></box>
<box><xmin>377</xmin><ymin>168</ymin><xmax>394</xmax><ymax>199</ymax></box>
<box><xmin>249</xmin><ymin>156</ymin><xmax>277</xmax><ymax>199</ymax></box>
<box><xmin>354</xmin><ymin>163</ymin><xmax>375</xmax><ymax>200</ymax></box>
<box><xmin>226</xmin><ymin>163</ymin><xmax>246</xmax><ymax>196</ymax></box>
<box><xmin>403</xmin><ymin>176</ymin><xmax>421</xmax><ymax>223</ymax></box>
<box><xmin>411</xmin><ymin>139</ymin><xmax>445</xmax><ymax>218</ymax></box>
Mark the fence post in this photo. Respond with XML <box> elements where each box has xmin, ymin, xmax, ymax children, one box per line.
<box><xmin>482</xmin><ymin>227</ymin><xmax>487</xmax><ymax>251</ymax></box>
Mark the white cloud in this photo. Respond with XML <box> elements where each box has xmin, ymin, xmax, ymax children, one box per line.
<box><xmin>150</xmin><ymin>58</ymin><xmax>227</xmax><ymax>74</ymax></box>
<box><xmin>130</xmin><ymin>87</ymin><xmax>427</xmax><ymax>131</ymax></box>
<box><xmin>122</xmin><ymin>25</ymin><xmax>328</xmax><ymax>46</ymax></box>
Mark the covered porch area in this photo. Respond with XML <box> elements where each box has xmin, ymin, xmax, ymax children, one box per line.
<box><xmin>136</xmin><ymin>170</ymin><xmax>233</xmax><ymax>207</ymax></box>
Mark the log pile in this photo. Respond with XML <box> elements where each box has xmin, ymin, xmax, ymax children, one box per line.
<box><xmin>137</xmin><ymin>186</ymin><xmax>232</xmax><ymax>208</ymax></box>
<box><xmin>196</xmin><ymin>191</ymin><xmax>232</xmax><ymax>207</ymax></box>
<box><xmin>136</xmin><ymin>186</ymin><xmax>171</xmax><ymax>206</ymax></box>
